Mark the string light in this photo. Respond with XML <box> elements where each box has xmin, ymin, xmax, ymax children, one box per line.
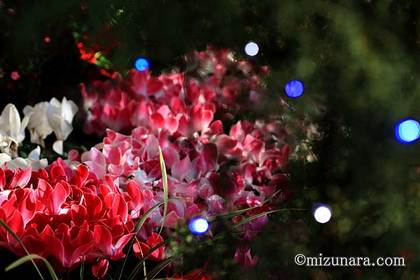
<box><xmin>285</xmin><ymin>80</ymin><xmax>304</xmax><ymax>98</ymax></box>
<box><xmin>244</xmin><ymin>42</ymin><xmax>259</xmax><ymax>56</ymax></box>
<box><xmin>188</xmin><ymin>217</ymin><xmax>209</xmax><ymax>235</ymax></box>
<box><xmin>134</xmin><ymin>57</ymin><xmax>150</xmax><ymax>71</ymax></box>
<box><xmin>313</xmin><ymin>204</ymin><xmax>332</xmax><ymax>224</ymax></box>
<box><xmin>395</xmin><ymin>118</ymin><xmax>419</xmax><ymax>144</ymax></box>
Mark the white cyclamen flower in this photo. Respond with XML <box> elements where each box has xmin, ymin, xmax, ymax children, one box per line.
<box><xmin>0</xmin><ymin>104</ymin><xmax>29</xmax><ymax>156</ymax></box>
<box><xmin>24</xmin><ymin>97</ymin><xmax>78</xmax><ymax>155</ymax></box>
<box><xmin>0</xmin><ymin>146</ymin><xmax>48</xmax><ymax>170</ymax></box>
<box><xmin>24</xmin><ymin>102</ymin><xmax>53</xmax><ymax>146</ymax></box>
<box><xmin>47</xmin><ymin>97</ymin><xmax>78</xmax><ymax>155</ymax></box>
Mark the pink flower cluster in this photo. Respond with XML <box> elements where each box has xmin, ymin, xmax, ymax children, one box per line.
<box><xmin>0</xmin><ymin>159</ymin><xmax>165</xmax><ymax>278</ymax></box>
<box><xmin>77</xmin><ymin>118</ymin><xmax>290</xmax><ymax>235</ymax></box>
<box><xmin>77</xmin><ymin>48</ymin><xmax>289</xmax><ymax>272</ymax></box>
<box><xmin>81</xmin><ymin>49</ymin><xmax>267</xmax><ymax>135</ymax></box>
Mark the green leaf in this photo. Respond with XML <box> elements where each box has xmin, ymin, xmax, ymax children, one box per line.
<box><xmin>145</xmin><ymin>257</ymin><xmax>173</xmax><ymax>280</ymax></box>
<box><xmin>0</xmin><ymin>220</ymin><xmax>45</xmax><ymax>280</ymax></box>
<box><xmin>79</xmin><ymin>257</ymin><xmax>85</xmax><ymax>280</ymax></box>
<box><xmin>135</xmin><ymin>202</ymin><xmax>165</xmax><ymax>233</ymax></box>
<box><xmin>233</xmin><ymin>208</ymin><xmax>308</xmax><ymax>228</ymax></box>
<box><xmin>158</xmin><ymin>146</ymin><xmax>169</xmax><ymax>235</ymax></box>
<box><xmin>127</xmin><ymin>240</ymin><xmax>168</xmax><ymax>280</ymax></box>
<box><xmin>117</xmin><ymin>201</ymin><xmax>164</xmax><ymax>280</ymax></box>
<box><xmin>213</xmin><ymin>189</ymin><xmax>284</xmax><ymax>219</ymax></box>
<box><xmin>5</xmin><ymin>254</ymin><xmax>59</xmax><ymax>280</ymax></box>
<box><xmin>119</xmin><ymin>147</ymin><xmax>168</xmax><ymax>280</ymax></box>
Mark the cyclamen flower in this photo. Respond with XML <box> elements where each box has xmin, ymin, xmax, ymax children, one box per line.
<box><xmin>23</xmin><ymin>102</ymin><xmax>52</xmax><ymax>146</ymax></box>
<box><xmin>80</xmin><ymin>117</ymin><xmax>290</xmax><ymax>234</ymax></box>
<box><xmin>0</xmin><ymin>48</ymin><xmax>296</xmax><ymax>278</ymax></box>
<box><xmin>0</xmin><ymin>104</ymin><xmax>29</xmax><ymax>156</ymax></box>
<box><xmin>91</xmin><ymin>259</ymin><xmax>109</xmax><ymax>279</ymax></box>
<box><xmin>0</xmin><ymin>146</ymin><xmax>48</xmax><ymax>170</ymax></box>
<box><xmin>234</xmin><ymin>246</ymin><xmax>259</xmax><ymax>266</ymax></box>
<box><xmin>0</xmin><ymin>159</ymin><xmax>164</xmax><ymax>278</ymax></box>
<box><xmin>133</xmin><ymin>232</ymin><xmax>165</xmax><ymax>261</ymax></box>
<box><xmin>81</xmin><ymin>49</ymin><xmax>266</xmax><ymax>136</ymax></box>
<box><xmin>24</xmin><ymin>97</ymin><xmax>78</xmax><ymax>155</ymax></box>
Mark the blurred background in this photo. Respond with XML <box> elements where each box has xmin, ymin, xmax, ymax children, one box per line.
<box><xmin>0</xmin><ymin>0</ymin><xmax>419</xmax><ymax>279</ymax></box>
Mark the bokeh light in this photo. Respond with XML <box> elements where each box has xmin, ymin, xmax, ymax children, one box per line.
<box><xmin>285</xmin><ymin>80</ymin><xmax>304</xmax><ymax>98</ymax></box>
<box><xmin>134</xmin><ymin>57</ymin><xmax>150</xmax><ymax>71</ymax></box>
<box><xmin>395</xmin><ymin>119</ymin><xmax>420</xmax><ymax>144</ymax></box>
<box><xmin>10</xmin><ymin>71</ymin><xmax>20</xmax><ymax>81</ymax></box>
<box><xmin>188</xmin><ymin>217</ymin><xmax>209</xmax><ymax>235</ymax></box>
<box><xmin>313</xmin><ymin>205</ymin><xmax>332</xmax><ymax>224</ymax></box>
<box><xmin>244</xmin><ymin>42</ymin><xmax>259</xmax><ymax>56</ymax></box>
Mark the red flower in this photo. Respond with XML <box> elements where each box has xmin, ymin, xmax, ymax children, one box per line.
<box><xmin>91</xmin><ymin>259</ymin><xmax>109</xmax><ymax>279</ymax></box>
<box><xmin>133</xmin><ymin>232</ymin><xmax>165</xmax><ymax>261</ymax></box>
<box><xmin>0</xmin><ymin>160</ymin><xmax>145</xmax><ymax>275</ymax></box>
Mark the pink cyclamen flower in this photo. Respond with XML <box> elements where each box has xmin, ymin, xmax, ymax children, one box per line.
<box><xmin>234</xmin><ymin>246</ymin><xmax>259</xmax><ymax>266</ymax></box>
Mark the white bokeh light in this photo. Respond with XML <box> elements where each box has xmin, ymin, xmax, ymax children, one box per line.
<box><xmin>244</xmin><ymin>42</ymin><xmax>259</xmax><ymax>56</ymax></box>
<box><xmin>314</xmin><ymin>205</ymin><xmax>332</xmax><ymax>224</ymax></box>
<box><xmin>188</xmin><ymin>217</ymin><xmax>209</xmax><ymax>235</ymax></box>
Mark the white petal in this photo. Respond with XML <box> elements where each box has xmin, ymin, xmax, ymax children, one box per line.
<box><xmin>28</xmin><ymin>146</ymin><xmax>42</xmax><ymax>160</ymax></box>
<box><xmin>0</xmin><ymin>153</ymin><xmax>11</xmax><ymax>165</ymax></box>
<box><xmin>17</xmin><ymin>115</ymin><xmax>30</xmax><ymax>143</ymax></box>
<box><xmin>49</xmin><ymin>97</ymin><xmax>61</xmax><ymax>108</ymax></box>
<box><xmin>26</xmin><ymin>102</ymin><xmax>53</xmax><ymax>143</ymax></box>
<box><xmin>2</xmin><ymin>104</ymin><xmax>22</xmax><ymax>142</ymax></box>
<box><xmin>23</xmin><ymin>105</ymin><xmax>34</xmax><ymax>117</ymax></box>
<box><xmin>29</xmin><ymin>130</ymin><xmax>42</xmax><ymax>145</ymax></box>
<box><xmin>53</xmin><ymin>140</ymin><xmax>64</xmax><ymax>155</ymax></box>
<box><xmin>0</xmin><ymin>190</ymin><xmax>12</xmax><ymax>205</ymax></box>
<box><xmin>50</xmin><ymin>115</ymin><xmax>73</xmax><ymax>140</ymax></box>
<box><xmin>39</xmin><ymin>158</ymin><xmax>48</xmax><ymax>168</ymax></box>
<box><xmin>7</xmin><ymin>158</ymin><xmax>30</xmax><ymax>170</ymax></box>
<box><xmin>30</xmin><ymin>158</ymin><xmax>48</xmax><ymax>170</ymax></box>
<box><xmin>61</xmin><ymin>97</ymin><xmax>78</xmax><ymax>123</ymax></box>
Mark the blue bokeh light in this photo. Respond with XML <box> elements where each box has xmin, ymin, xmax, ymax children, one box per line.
<box><xmin>395</xmin><ymin>118</ymin><xmax>420</xmax><ymax>144</ymax></box>
<box><xmin>285</xmin><ymin>80</ymin><xmax>304</xmax><ymax>98</ymax></box>
<box><xmin>188</xmin><ymin>217</ymin><xmax>209</xmax><ymax>235</ymax></box>
<box><xmin>244</xmin><ymin>42</ymin><xmax>259</xmax><ymax>56</ymax></box>
<box><xmin>134</xmin><ymin>57</ymin><xmax>150</xmax><ymax>71</ymax></box>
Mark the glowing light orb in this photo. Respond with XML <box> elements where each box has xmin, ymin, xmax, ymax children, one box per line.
<box><xmin>314</xmin><ymin>205</ymin><xmax>332</xmax><ymax>224</ymax></box>
<box><xmin>134</xmin><ymin>57</ymin><xmax>150</xmax><ymax>71</ymax></box>
<box><xmin>188</xmin><ymin>217</ymin><xmax>209</xmax><ymax>235</ymax></box>
<box><xmin>244</xmin><ymin>42</ymin><xmax>259</xmax><ymax>56</ymax></box>
<box><xmin>285</xmin><ymin>80</ymin><xmax>304</xmax><ymax>98</ymax></box>
<box><xmin>395</xmin><ymin>119</ymin><xmax>420</xmax><ymax>144</ymax></box>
